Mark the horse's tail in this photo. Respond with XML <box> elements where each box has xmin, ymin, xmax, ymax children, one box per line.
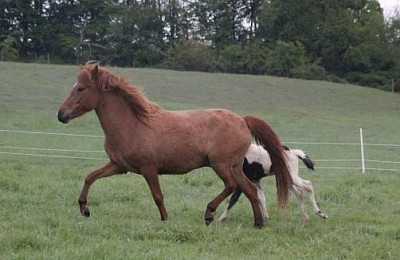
<box><xmin>243</xmin><ymin>115</ymin><xmax>292</xmax><ymax>210</ymax></box>
<box><xmin>291</xmin><ymin>149</ymin><xmax>315</xmax><ymax>171</ymax></box>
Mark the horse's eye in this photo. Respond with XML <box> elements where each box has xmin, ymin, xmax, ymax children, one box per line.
<box><xmin>77</xmin><ymin>87</ymin><xmax>85</xmax><ymax>92</ymax></box>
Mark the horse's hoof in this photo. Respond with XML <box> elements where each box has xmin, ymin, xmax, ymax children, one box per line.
<box><xmin>82</xmin><ymin>208</ymin><xmax>91</xmax><ymax>217</ymax></box>
<box><xmin>205</xmin><ymin>216</ymin><xmax>214</xmax><ymax>226</ymax></box>
<box><xmin>254</xmin><ymin>222</ymin><xmax>263</xmax><ymax>229</ymax></box>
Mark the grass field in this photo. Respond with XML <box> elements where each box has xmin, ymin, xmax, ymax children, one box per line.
<box><xmin>0</xmin><ymin>62</ymin><xmax>400</xmax><ymax>259</ymax></box>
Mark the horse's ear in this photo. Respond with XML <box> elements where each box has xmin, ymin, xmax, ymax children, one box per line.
<box><xmin>102</xmin><ymin>76</ymin><xmax>117</xmax><ymax>91</ymax></box>
<box><xmin>91</xmin><ymin>65</ymin><xmax>99</xmax><ymax>80</ymax></box>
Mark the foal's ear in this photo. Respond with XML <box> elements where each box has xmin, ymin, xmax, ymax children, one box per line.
<box><xmin>91</xmin><ymin>65</ymin><xmax>99</xmax><ymax>79</ymax></box>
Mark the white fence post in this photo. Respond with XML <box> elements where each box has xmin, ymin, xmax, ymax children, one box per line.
<box><xmin>360</xmin><ymin>128</ymin><xmax>365</xmax><ymax>174</ymax></box>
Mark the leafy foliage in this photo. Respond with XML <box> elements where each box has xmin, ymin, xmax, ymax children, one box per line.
<box><xmin>163</xmin><ymin>40</ymin><xmax>216</xmax><ymax>72</ymax></box>
<box><xmin>0</xmin><ymin>0</ymin><xmax>399</xmax><ymax>90</ymax></box>
<box><xmin>0</xmin><ymin>33</ymin><xmax>18</xmax><ymax>61</ymax></box>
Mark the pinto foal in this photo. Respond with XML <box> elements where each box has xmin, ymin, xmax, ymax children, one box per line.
<box><xmin>218</xmin><ymin>144</ymin><xmax>328</xmax><ymax>223</ymax></box>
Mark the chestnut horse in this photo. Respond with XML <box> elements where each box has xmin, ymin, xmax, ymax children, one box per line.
<box><xmin>57</xmin><ymin>62</ymin><xmax>291</xmax><ymax>227</ymax></box>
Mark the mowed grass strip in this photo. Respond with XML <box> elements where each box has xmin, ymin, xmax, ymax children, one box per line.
<box><xmin>0</xmin><ymin>62</ymin><xmax>399</xmax><ymax>259</ymax></box>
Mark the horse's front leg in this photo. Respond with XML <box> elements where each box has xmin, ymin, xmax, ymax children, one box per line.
<box><xmin>78</xmin><ymin>161</ymin><xmax>125</xmax><ymax>217</ymax></box>
<box><xmin>140</xmin><ymin>166</ymin><xmax>168</xmax><ymax>221</ymax></box>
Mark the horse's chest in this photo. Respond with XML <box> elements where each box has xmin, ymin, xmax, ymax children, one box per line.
<box><xmin>104</xmin><ymin>142</ymin><xmax>142</xmax><ymax>172</ymax></box>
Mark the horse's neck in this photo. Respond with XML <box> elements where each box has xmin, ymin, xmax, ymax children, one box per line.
<box><xmin>95</xmin><ymin>92</ymin><xmax>138</xmax><ymax>138</ymax></box>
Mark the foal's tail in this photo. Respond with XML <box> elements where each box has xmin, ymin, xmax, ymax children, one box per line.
<box><xmin>290</xmin><ymin>149</ymin><xmax>315</xmax><ymax>171</ymax></box>
<box><xmin>243</xmin><ymin>116</ymin><xmax>292</xmax><ymax>210</ymax></box>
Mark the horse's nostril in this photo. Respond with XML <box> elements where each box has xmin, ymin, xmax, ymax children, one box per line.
<box><xmin>57</xmin><ymin>110</ymin><xmax>70</xmax><ymax>123</ymax></box>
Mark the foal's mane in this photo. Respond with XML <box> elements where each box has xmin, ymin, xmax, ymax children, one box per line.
<box><xmin>81</xmin><ymin>63</ymin><xmax>160</xmax><ymax>124</ymax></box>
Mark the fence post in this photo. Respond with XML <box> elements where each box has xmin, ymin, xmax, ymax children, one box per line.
<box><xmin>360</xmin><ymin>128</ymin><xmax>365</xmax><ymax>174</ymax></box>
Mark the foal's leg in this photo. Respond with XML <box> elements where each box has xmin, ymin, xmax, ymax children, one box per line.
<box><xmin>218</xmin><ymin>189</ymin><xmax>243</xmax><ymax>221</ymax></box>
<box><xmin>78</xmin><ymin>161</ymin><xmax>126</xmax><ymax>217</ymax></box>
<box><xmin>290</xmin><ymin>185</ymin><xmax>309</xmax><ymax>224</ymax></box>
<box><xmin>254</xmin><ymin>181</ymin><xmax>268</xmax><ymax>221</ymax></box>
<box><xmin>140</xmin><ymin>165</ymin><xmax>168</xmax><ymax>221</ymax></box>
<box><xmin>301</xmin><ymin>179</ymin><xmax>328</xmax><ymax>219</ymax></box>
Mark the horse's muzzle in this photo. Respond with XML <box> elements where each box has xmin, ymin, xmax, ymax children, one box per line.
<box><xmin>57</xmin><ymin>110</ymin><xmax>70</xmax><ymax>124</ymax></box>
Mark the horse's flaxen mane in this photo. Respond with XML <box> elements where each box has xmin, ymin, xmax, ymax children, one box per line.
<box><xmin>81</xmin><ymin>63</ymin><xmax>160</xmax><ymax>124</ymax></box>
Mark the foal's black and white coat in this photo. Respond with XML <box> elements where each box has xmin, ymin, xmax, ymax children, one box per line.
<box><xmin>218</xmin><ymin>144</ymin><xmax>328</xmax><ymax>223</ymax></box>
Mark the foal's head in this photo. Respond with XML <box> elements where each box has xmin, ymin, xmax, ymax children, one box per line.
<box><xmin>58</xmin><ymin>62</ymin><xmax>111</xmax><ymax>123</ymax></box>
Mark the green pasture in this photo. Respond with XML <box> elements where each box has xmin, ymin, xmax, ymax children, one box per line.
<box><xmin>0</xmin><ymin>62</ymin><xmax>399</xmax><ymax>259</ymax></box>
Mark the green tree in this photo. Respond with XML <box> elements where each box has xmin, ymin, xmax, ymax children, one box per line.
<box><xmin>105</xmin><ymin>0</ymin><xmax>167</xmax><ymax>66</ymax></box>
<box><xmin>191</xmin><ymin>0</ymin><xmax>248</xmax><ymax>49</ymax></box>
<box><xmin>0</xmin><ymin>33</ymin><xmax>18</xmax><ymax>61</ymax></box>
<box><xmin>218</xmin><ymin>42</ymin><xmax>269</xmax><ymax>74</ymax></box>
<box><xmin>163</xmin><ymin>40</ymin><xmax>216</xmax><ymax>72</ymax></box>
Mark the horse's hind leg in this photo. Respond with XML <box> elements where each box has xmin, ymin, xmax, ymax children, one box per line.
<box><xmin>232</xmin><ymin>165</ymin><xmax>264</xmax><ymax>227</ymax></box>
<box><xmin>78</xmin><ymin>161</ymin><xmax>125</xmax><ymax>217</ymax></box>
<box><xmin>204</xmin><ymin>167</ymin><xmax>236</xmax><ymax>225</ymax></box>
<box><xmin>218</xmin><ymin>189</ymin><xmax>243</xmax><ymax>221</ymax></box>
<box><xmin>207</xmin><ymin>164</ymin><xmax>263</xmax><ymax>227</ymax></box>
<box><xmin>302</xmin><ymin>179</ymin><xmax>328</xmax><ymax>219</ymax></box>
<box><xmin>218</xmin><ymin>182</ymin><xmax>268</xmax><ymax>222</ymax></box>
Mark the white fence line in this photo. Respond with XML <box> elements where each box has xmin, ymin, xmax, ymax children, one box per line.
<box><xmin>285</xmin><ymin>141</ymin><xmax>359</xmax><ymax>145</ymax></box>
<box><xmin>286</xmin><ymin>141</ymin><xmax>400</xmax><ymax>147</ymax></box>
<box><xmin>0</xmin><ymin>151</ymin><xmax>106</xmax><ymax>161</ymax></box>
<box><xmin>365</xmin><ymin>159</ymin><xmax>400</xmax><ymax>164</ymax></box>
<box><xmin>1</xmin><ymin>129</ymin><xmax>400</xmax><ymax>173</ymax></box>
<box><xmin>363</xmin><ymin>168</ymin><xmax>400</xmax><ymax>172</ymax></box>
<box><xmin>2</xmin><ymin>129</ymin><xmax>400</xmax><ymax>147</ymax></box>
<box><xmin>0</xmin><ymin>129</ymin><xmax>103</xmax><ymax>138</ymax></box>
<box><xmin>0</xmin><ymin>145</ymin><xmax>105</xmax><ymax>153</ymax></box>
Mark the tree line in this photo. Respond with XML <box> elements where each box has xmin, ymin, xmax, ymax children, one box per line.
<box><xmin>1</xmin><ymin>0</ymin><xmax>400</xmax><ymax>90</ymax></box>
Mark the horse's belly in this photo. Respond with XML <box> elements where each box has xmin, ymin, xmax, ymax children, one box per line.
<box><xmin>106</xmin><ymin>143</ymin><xmax>205</xmax><ymax>175</ymax></box>
<box><xmin>152</xmin><ymin>110</ymin><xmax>251</xmax><ymax>173</ymax></box>
<box><xmin>157</xmin><ymin>150</ymin><xmax>208</xmax><ymax>174</ymax></box>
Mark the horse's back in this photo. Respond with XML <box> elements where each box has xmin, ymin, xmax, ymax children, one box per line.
<box><xmin>145</xmin><ymin>108</ymin><xmax>252</xmax><ymax>173</ymax></box>
<box><xmin>177</xmin><ymin>108</ymin><xmax>251</xmax><ymax>149</ymax></box>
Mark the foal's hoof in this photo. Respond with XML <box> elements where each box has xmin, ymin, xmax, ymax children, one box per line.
<box><xmin>205</xmin><ymin>216</ymin><xmax>214</xmax><ymax>226</ymax></box>
<box><xmin>317</xmin><ymin>211</ymin><xmax>328</xmax><ymax>219</ymax></box>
